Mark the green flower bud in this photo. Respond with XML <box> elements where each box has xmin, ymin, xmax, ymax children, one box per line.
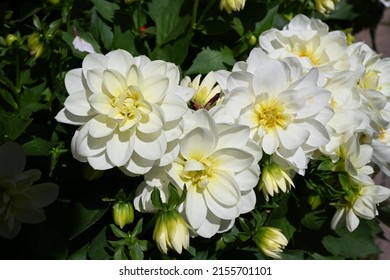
<box><xmin>308</xmin><ymin>194</ymin><xmax>322</xmax><ymax>210</ymax></box>
<box><xmin>6</xmin><ymin>34</ymin><xmax>18</xmax><ymax>47</ymax></box>
<box><xmin>113</xmin><ymin>201</ymin><xmax>134</xmax><ymax>229</ymax></box>
<box><xmin>27</xmin><ymin>32</ymin><xmax>45</xmax><ymax>60</ymax></box>
<box><xmin>253</xmin><ymin>226</ymin><xmax>288</xmax><ymax>259</ymax></box>
<box><xmin>153</xmin><ymin>209</ymin><xmax>189</xmax><ymax>254</ymax></box>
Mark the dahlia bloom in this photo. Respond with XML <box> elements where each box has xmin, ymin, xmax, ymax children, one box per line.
<box><xmin>331</xmin><ymin>179</ymin><xmax>390</xmax><ymax>232</ymax></box>
<box><xmin>0</xmin><ymin>142</ymin><xmax>59</xmax><ymax>239</ymax></box>
<box><xmin>213</xmin><ymin>48</ymin><xmax>332</xmax><ymax>174</ymax></box>
<box><xmin>259</xmin><ymin>14</ymin><xmax>350</xmax><ymax>77</ymax></box>
<box><xmin>55</xmin><ymin>49</ymin><xmax>194</xmax><ymax>175</ymax></box>
<box><xmin>135</xmin><ymin>109</ymin><xmax>262</xmax><ymax>238</ymax></box>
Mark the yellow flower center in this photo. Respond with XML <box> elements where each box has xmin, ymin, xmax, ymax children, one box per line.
<box><xmin>358</xmin><ymin>70</ymin><xmax>381</xmax><ymax>90</ymax></box>
<box><xmin>109</xmin><ymin>86</ymin><xmax>151</xmax><ymax>131</ymax></box>
<box><xmin>181</xmin><ymin>158</ymin><xmax>213</xmax><ymax>190</ymax></box>
<box><xmin>253</xmin><ymin>99</ymin><xmax>291</xmax><ymax>132</ymax></box>
<box><xmin>291</xmin><ymin>41</ymin><xmax>322</xmax><ymax>65</ymax></box>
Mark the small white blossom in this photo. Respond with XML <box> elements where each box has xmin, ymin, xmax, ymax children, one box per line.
<box><xmin>0</xmin><ymin>142</ymin><xmax>59</xmax><ymax>239</ymax></box>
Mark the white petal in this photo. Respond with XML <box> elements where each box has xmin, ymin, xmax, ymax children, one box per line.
<box><xmin>141</xmin><ymin>75</ymin><xmax>169</xmax><ymax>104</ymax></box>
<box><xmin>216</xmin><ymin>125</ymin><xmax>250</xmax><ymax>150</ymax></box>
<box><xmin>253</xmin><ymin>59</ymin><xmax>288</xmax><ymax>96</ymax></box>
<box><xmin>121</xmin><ymin>152</ymin><xmax>154</xmax><ymax>176</ymax></box>
<box><xmin>64</xmin><ymin>90</ymin><xmax>93</xmax><ymax>116</ymax></box>
<box><xmin>86</xmin><ymin>68</ymin><xmax>104</xmax><ymax>94</ymax></box>
<box><xmin>262</xmin><ymin>130</ymin><xmax>280</xmax><ymax>155</ymax></box>
<box><xmin>137</xmin><ymin>106</ymin><xmax>164</xmax><ymax>134</ymax></box>
<box><xmin>346</xmin><ymin>208</ymin><xmax>360</xmax><ymax>232</ymax></box>
<box><xmin>88</xmin><ymin>152</ymin><xmax>115</xmax><ymax>170</ymax></box>
<box><xmin>160</xmin><ymin>94</ymin><xmax>189</xmax><ymax>122</ymax></box>
<box><xmin>207</xmin><ymin>171</ymin><xmax>240</xmax><ymax>207</ymax></box>
<box><xmin>195</xmin><ymin>212</ymin><xmax>221</xmax><ymax>238</ymax></box>
<box><xmin>185</xmin><ymin>186</ymin><xmax>207</xmax><ymax>229</ymax></box>
<box><xmin>82</xmin><ymin>53</ymin><xmax>107</xmax><ymax>74</ymax></box>
<box><xmin>88</xmin><ymin>93</ymin><xmax>112</xmax><ymax>115</ymax></box>
<box><xmin>106</xmin><ymin>130</ymin><xmax>134</xmax><ymax>166</ymax></box>
<box><xmin>102</xmin><ymin>70</ymin><xmax>126</xmax><ymax>98</ymax></box>
<box><xmin>13</xmin><ymin>208</ymin><xmax>46</xmax><ymax>224</ymax></box>
<box><xmin>239</xmin><ymin>190</ymin><xmax>256</xmax><ymax>214</ymax></box>
<box><xmin>107</xmin><ymin>49</ymin><xmax>135</xmax><ymax>77</ymax></box>
<box><xmin>211</xmin><ymin>148</ymin><xmax>253</xmax><ymax>173</ymax></box>
<box><xmin>278</xmin><ymin>125</ymin><xmax>310</xmax><ymax>150</ymax></box>
<box><xmin>27</xmin><ymin>183</ymin><xmax>59</xmax><ymax>208</ymax></box>
<box><xmin>88</xmin><ymin>115</ymin><xmax>117</xmax><ymax>138</ymax></box>
<box><xmin>181</xmin><ymin>128</ymin><xmax>216</xmax><ymax>160</ymax></box>
<box><xmin>55</xmin><ymin>108</ymin><xmax>92</xmax><ymax>125</ymax></box>
<box><xmin>234</xmin><ymin>165</ymin><xmax>261</xmax><ymax>191</ymax></box>
<box><xmin>134</xmin><ymin>131</ymin><xmax>167</xmax><ymax>161</ymax></box>
<box><xmin>65</xmin><ymin>68</ymin><xmax>84</xmax><ymax>94</ymax></box>
<box><xmin>331</xmin><ymin>208</ymin><xmax>345</xmax><ymax>230</ymax></box>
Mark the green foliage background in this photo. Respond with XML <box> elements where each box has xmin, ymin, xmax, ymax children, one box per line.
<box><xmin>0</xmin><ymin>0</ymin><xmax>389</xmax><ymax>259</ymax></box>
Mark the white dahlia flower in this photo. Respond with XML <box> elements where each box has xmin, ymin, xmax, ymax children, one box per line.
<box><xmin>55</xmin><ymin>49</ymin><xmax>194</xmax><ymax>175</ymax></box>
<box><xmin>331</xmin><ymin>178</ymin><xmax>390</xmax><ymax>232</ymax></box>
<box><xmin>0</xmin><ymin>142</ymin><xmax>59</xmax><ymax>239</ymax></box>
<box><xmin>213</xmin><ymin>48</ymin><xmax>332</xmax><ymax>174</ymax></box>
<box><xmin>134</xmin><ymin>109</ymin><xmax>262</xmax><ymax>238</ymax></box>
<box><xmin>259</xmin><ymin>14</ymin><xmax>350</xmax><ymax>78</ymax></box>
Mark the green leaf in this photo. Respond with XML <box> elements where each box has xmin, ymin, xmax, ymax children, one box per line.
<box><xmin>90</xmin><ymin>0</ymin><xmax>119</xmax><ymax>22</ymax></box>
<box><xmin>112</xmin><ymin>26</ymin><xmax>138</xmax><ymax>55</ymax></box>
<box><xmin>151</xmin><ymin>187</ymin><xmax>164</xmax><ymax>210</ymax></box>
<box><xmin>88</xmin><ymin>226</ymin><xmax>112</xmax><ymax>260</ymax></box>
<box><xmin>129</xmin><ymin>242</ymin><xmax>144</xmax><ymax>260</ymax></box>
<box><xmin>322</xmin><ymin>220</ymin><xmax>381</xmax><ymax>259</ymax></box>
<box><xmin>254</xmin><ymin>5</ymin><xmax>279</xmax><ymax>36</ymax></box>
<box><xmin>0</xmin><ymin>112</ymin><xmax>32</xmax><ymax>141</ymax></box>
<box><xmin>231</xmin><ymin>17</ymin><xmax>244</xmax><ymax>36</ymax></box>
<box><xmin>301</xmin><ymin>209</ymin><xmax>328</xmax><ymax>230</ymax></box>
<box><xmin>186</xmin><ymin>46</ymin><xmax>235</xmax><ymax>75</ymax></box>
<box><xmin>114</xmin><ymin>245</ymin><xmax>128</xmax><ymax>260</ymax></box>
<box><xmin>110</xmin><ymin>224</ymin><xmax>128</xmax><ymax>239</ymax></box>
<box><xmin>148</xmin><ymin>0</ymin><xmax>191</xmax><ymax>47</ymax></box>
<box><xmin>132</xmin><ymin>218</ymin><xmax>143</xmax><ymax>237</ymax></box>
<box><xmin>151</xmin><ymin>29</ymin><xmax>193</xmax><ymax>64</ymax></box>
<box><xmin>280</xmin><ymin>249</ymin><xmax>305</xmax><ymax>260</ymax></box>
<box><xmin>22</xmin><ymin>137</ymin><xmax>53</xmax><ymax>156</ymax></box>
<box><xmin>67</xmin><ymin>243</ymin><xmax>90</xmax><ymax>260</ymax></box>
<box><xmin>265</xmin><ymin>194</ymin><xmax>296</xmax><ymax>240</ymax></box>
<box><xmin>0</xmin><ymin>87</ymin><xmax>18</xmax><ymax>110</ymax></box>
<box><xmin>91</xmin><ymin>10</ymin><xmax>114</xmax><ymax>51</ymax></box>
<box><xmin>69</xmin><ymin>201</ymin><xmax>109</xmax><ymax>240</ymax></box>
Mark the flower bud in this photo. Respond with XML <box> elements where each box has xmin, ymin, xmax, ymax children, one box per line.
<box><xmin>314</xmin><ymin>0</ymin><xmax>339</xmax><ymax>15</ymax></box>
<box><xmin>5</xmin><ymin>34</ymin><xmax>18</xmax><ymax>47</ymax></box>
<box><xmin>153</xmin><ymin>209</ymin><xmax>189</xmax><ymax>254</ymax></box>
<box><xmin>219</xmin><ymin>0</ymin><xmax>246</xmax><ymax>14</ymax></box>
<box><xmin>253</xmin><ymin>226</ymin><xmax>288</xmax><ymax>259</ymax></box>
<box><xmin>27</xmin><ymin>32</ymin><xmax>45</xmax><ymax>60</ymax></box>
<box><xmin>113</xmin><ymin>201</ymin><xmax>134</xmax><ymax>229</ymax></box>
<box><xmin>308</xmin><ymin>194</ymin><xmax>322</xmax><ymax>210</ymax></box>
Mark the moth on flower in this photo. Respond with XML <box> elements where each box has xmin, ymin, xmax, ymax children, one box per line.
<box><xmin>180</xmin><ymin>72</ymin><xmax>222</xmax><ymax>110</ymax></box>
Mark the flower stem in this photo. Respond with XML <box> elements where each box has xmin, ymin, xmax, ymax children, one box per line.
<box><xmin>192</xmin><ymin>0</ymin><xmax>199</xmax><ymax>29</ymax></box>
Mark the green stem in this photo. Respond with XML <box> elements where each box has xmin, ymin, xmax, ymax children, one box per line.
<box><xmin>197</xmin><ymin>0</ymin><xmax>217</xmax><ymax>27</ymax></box>
<box><xmin>192</xmin><ymin>0</ymin><xmax>199</xmax><ymax>29</ymax></box>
